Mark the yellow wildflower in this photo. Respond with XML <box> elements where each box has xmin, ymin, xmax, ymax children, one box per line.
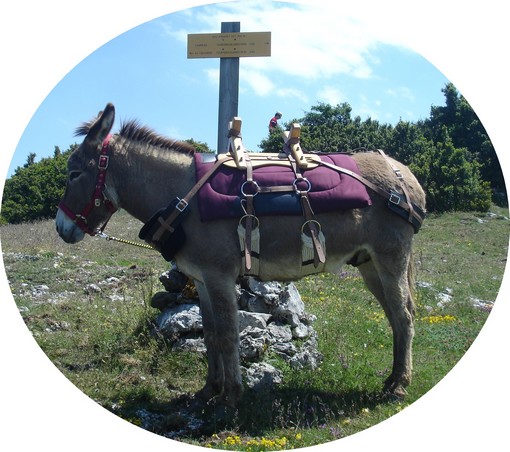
<box><xmin>421</xmin><ymin>315</ymin><xmax>457</xmax><ymax>324</ymax></box>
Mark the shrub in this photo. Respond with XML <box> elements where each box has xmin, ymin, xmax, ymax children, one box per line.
<box><xmin>1</xmin><ymin>149</ymin><xmax>72</xmax><ymax>224</ymax></box>
<box><xmin>409</xmin><ymin>139</ymin><xmax>492</xmax><ymax>213</ymax></box>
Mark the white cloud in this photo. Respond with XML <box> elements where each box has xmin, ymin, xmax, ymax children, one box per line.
<box><xmin>317</xmin><ymin>86</ymin><xmax>344</xmax><ymax>105</ymax></box>
<box><xmin>160</xmin><ymin>1</ymin><xmax>429</xmax><ymax>108</ymax></box>
<box><xmin>355</xmin><ymin>93</ymin><xmax>382</xmax><ymax>120</ymax></box>
<box><xmin>276</xmin><ymin>87</ymin><xmax>308</xmax><ymax>103</ymax></box>
<box><xmin>240</xmin><ymin>69</ymin><xmax>274</xmax><ymax>96</ymax></box>
<box><xmin>217</xmin><ymin>2</ymin><xmax>377</xmax><ymax>80</ymax></box>
<box><xmin>162</xmin><ymin>1</ymin><xmax>406</xmax><ymax>99</ymax></box>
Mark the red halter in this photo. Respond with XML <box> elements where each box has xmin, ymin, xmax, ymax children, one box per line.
<box><xmin>58</xmin><ymin>135</ymin><xmax>118</xmax><ymax>236</ymax></box>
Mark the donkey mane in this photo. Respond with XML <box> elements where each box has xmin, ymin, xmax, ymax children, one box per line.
<box><xmin>74</xmin><ymin>118</ymin><xmax>195</xmax><ymax>155</ymax></box>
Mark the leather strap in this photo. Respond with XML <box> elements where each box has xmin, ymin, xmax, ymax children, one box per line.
<box><xmin>58</xmin><ymin>135</ymin><xmax>117</xmax><ymax>236</ymax></box>
<box><xmin>375</xmin><ymin>149</ymin><xmax>415</xmax><ymax>223</ymax></box>
<box><xmin>284</xmin><ymin>144</ymin><xmax>326</xmax><ymax>266</ymax></box>
<box><xmin>300</xmin><ymin>193</ymin><xmax>326</xmax><ymax>266</ymax></box>
<box><xmin>243</xmin><ymin>154</ymin><xmax>255</xmax><ymax>273</ymax></box>
<box><xmin>151</xmin><ymin>155</ymin><xmax>231</xmax><ymax>242</ymax></box>
<box><xmin>317</xmin><ymin>158</ymin><xmax>424</xmax><ymax>229</ymax></box>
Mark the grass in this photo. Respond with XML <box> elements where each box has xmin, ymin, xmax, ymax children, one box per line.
<box><xmin>1</xmin><ymin>205</ymin><xmax>508</xmax><ymax>449</ymax></box>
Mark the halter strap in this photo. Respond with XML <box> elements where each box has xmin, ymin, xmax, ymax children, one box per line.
<box><xmin>58</xmin><ymin>135</ymin><xmax>117</xmax><ymax>236</ymax></box>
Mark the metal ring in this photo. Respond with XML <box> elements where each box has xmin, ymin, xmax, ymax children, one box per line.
<box><xmin>241</xmin><ymin>180</ymin><xmax>260</xmax><ymax>197</ymax></box>
<box><xmin>301</xmin><ymin>219</ymin><xmax>321</xmax><ymax>235</ymax></box>
<box><xmin>239</xmin><ymin>214</ymin><xmax>260</xmax><ymax>229</ymax></box>
<box><xmin>293</xmin><ymin>177</ymin><xmax>312</xmax><ymax>194</ymax></box>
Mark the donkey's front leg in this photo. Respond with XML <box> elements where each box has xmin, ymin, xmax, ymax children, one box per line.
<box><xmin>194</xmin><ymin>278</ymin><xmax>243</xmax><ymax>406</ymax></box>
<box><xmin>194</xmin><ymin>280</ymin><xmax>224</xmax><ymax>401</ymax></box>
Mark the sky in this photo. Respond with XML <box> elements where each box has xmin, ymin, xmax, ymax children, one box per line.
<box><xmin>2</xmin><ymin>1</ymin><xmax>510</xmax><ymax>452</ymax></box>
<box><xmin>4</xmin><ymin>0</ymin><xmax>452</xmax><ymax>177</ymax></box>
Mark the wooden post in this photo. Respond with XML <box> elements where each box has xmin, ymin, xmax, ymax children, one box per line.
<box><xmin>217</xmin><ymin>22</ymin><xmax>240</xmax><ymax>154</ymax></box>
<box><xmin>188</xmin><ymin>25</ymin><xmax>270</xmax><ymax>154</ymax></box>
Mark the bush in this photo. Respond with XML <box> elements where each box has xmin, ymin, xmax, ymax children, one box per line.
<box><xmin>409</xmin><ymin>140</ymin><xmax>492</xmax><ymax>213</ymax></box>
<box><xmin>1</xmin><ymin>149</ymin><xmax>72</xmax><ymax>224</ymax></box>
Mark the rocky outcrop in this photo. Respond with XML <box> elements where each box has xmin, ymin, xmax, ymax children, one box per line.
<box><xmin>151</xmin><ymin>266</ymin><xmax>323</xmax><ymax>389</ymax></box>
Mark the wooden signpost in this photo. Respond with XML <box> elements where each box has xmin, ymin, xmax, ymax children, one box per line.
<box><xmin>188</xmin><ymin>22</ymin><xmax>271</xmax><ymax>154</ymax></box>
<box><xmin>187</xmin><ymin>31</ymin><xmax>271</xmax><ymax>59</ymax></box>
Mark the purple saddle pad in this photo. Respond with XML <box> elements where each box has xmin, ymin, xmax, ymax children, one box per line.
<box><xmin>194</xmin><ymin>153</ymin><xmax>372</xmax><ymax>221</ymax></box>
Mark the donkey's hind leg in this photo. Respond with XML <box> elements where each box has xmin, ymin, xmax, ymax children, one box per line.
<box><xmin>357</xmin><ymin>252</ymin><xmax>415</xmax><ymax>397</ymax></box>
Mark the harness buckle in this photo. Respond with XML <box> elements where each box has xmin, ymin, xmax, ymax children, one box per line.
<box><xmin>394</xmin><ymin>168</ymin><xmax>403</xmax><ymax>179</ymax></box>
<box><xmin>174</xmin><ymin>197</ymin><xmax>188</xmax><ymax>212</ymax></box>
<box><xmin>389</xmin><ymin>192</ymin><xmax>401</xmax><ymax>206</ymax></box>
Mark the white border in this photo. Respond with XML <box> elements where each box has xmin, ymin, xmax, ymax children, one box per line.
<box><xmin>1</xmin><ymin>1</ymin><xmax>509</xmax><ymax>451</ymax></box>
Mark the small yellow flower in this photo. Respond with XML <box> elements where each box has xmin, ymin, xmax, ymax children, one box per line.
<box><xmin>421</xmin><ymin>315</ymin><xmax>457</xmax><ymax>324</ymax></box>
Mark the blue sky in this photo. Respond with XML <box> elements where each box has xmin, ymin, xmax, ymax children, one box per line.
<box><xmin>6</xmin><ymin>1</ymin><xmax>450</xmax><ymax>176</ymax></box>
<box><xmin>2</xmin><ymin>1</ymin><xmax>510</xmax><ymax>451</ymax></box>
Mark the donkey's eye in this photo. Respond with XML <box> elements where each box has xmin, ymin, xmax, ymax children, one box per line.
<box><xmin>69</xmin><ymin>171</ymin><xmax>82</xmax><ymax>181</ymax></box>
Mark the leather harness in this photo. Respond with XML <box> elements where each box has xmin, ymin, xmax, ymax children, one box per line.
<box><xmin>59</xmin><ymin>132</ymin><xmax>425</xmax><ymax>269</ymax></box>
<box><xmin>142</xmin><ymin>148</ymin><xmax>425</xmax><ymax>270</ymax></box>
<box><xmin>58</xmin><ymin>135</ymin><xmax>118</xmax><ymax>236</ymax></box>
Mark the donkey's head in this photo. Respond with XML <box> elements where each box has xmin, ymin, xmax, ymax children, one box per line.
<box><xmin>56</xmin><ymin>103</ymin><xmax>117</xmax><ymax>243</ymax></box>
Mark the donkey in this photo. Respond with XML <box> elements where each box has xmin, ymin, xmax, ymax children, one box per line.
<box><xmin>56</xmin><ymin>103</ymin><xmax>426</xmax><ymax>406</ymax></box>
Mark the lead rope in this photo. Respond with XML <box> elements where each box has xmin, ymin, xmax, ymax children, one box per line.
<box><xmin>95</xmin><ymin>230</ymin><xmax>156</xmax><ymax>250</ymax></box>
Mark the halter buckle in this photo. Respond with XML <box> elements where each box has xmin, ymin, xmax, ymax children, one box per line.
<box><xmin>98</xmin><ymin>155</ymin><xmax>109</xmax><ymax>170</ymax></box>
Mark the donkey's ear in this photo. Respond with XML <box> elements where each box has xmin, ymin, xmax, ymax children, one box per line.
<box><xmin>84</xmin><ymin>103</ymin><xmax>115</xmax><ymax>149</ymax></box>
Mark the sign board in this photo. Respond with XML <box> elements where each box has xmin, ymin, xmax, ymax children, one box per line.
<box><xmin>188</xmin><ymin>31</ymin><xmax>271</xmax><ymax>58</ymax></box>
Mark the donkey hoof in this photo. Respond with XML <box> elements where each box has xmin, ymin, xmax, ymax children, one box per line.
<box><xmin>196</xmin><ymin>385</ymin><xmax>242</xmax><ymax>407</ymax></box>
<box><xmin>218</xmin><ymin>391</ymin><xmax>242</xmax><ymax>408</ymax></box>
<box><xmin>384</xmin><ymin>380</ymin><xmax>408</xmax><ymax>399</ymax></box>
<box><xmin>196</xmin><ymin>383</ymin><xmax>222</xmax><ymax>403</ymax></box>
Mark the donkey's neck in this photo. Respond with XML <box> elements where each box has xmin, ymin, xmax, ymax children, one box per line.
<box><xmin>110</xmin><ymin>140</ymin><xmax>195</xmax><ymax>223</ymax></box>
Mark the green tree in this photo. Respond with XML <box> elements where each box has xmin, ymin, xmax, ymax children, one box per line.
<box><xmin>184</xmin><ymin>138</ymin><xmax>214</xmax><ymax>154</ymax></box>
<box><xmin>387</xmin><ymin>120</ymin><xmax>428</xmax><ymax>164</ymax></box>
<box><xmin>425</xmin><ymin>83</ymin><xmax>505</xmax><ymax>196</ymax></box>
<box><xmin>257</xmin><ymin>95</ymin><xmax>496</xmax><ymax>213</ymax></box>
<box><xmin>300</xmin><ymin>103</ymin><xmax>354</xmax><ymax>152</ymax></box>
<box><xmin>259</xmin><ymin>124</ymin><xmax>285</xmax><ymax>153</ymax></box>
<box><xmin>1</xmin><ymin>147</ymin><xmax>74</xmax><ymax>224</ymax></box>
<box><xmin>24</xmin><ymin>152</ymin><xmax>36</xmax><ymax>167</ymax></box>
<box><xmin>409</xmin><ymin>138</ymin><xmax>492</xmax><ymax>212</ymax></box>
